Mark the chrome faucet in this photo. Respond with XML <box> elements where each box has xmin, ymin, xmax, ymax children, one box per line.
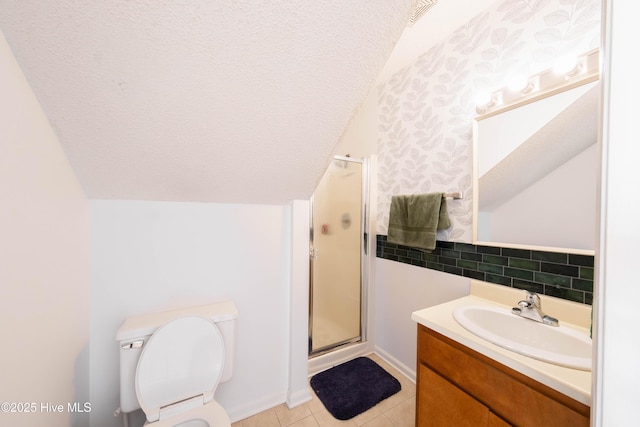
<box><xmin>512</xmin><ymin>291</ymin><xmax>559</xmax><ymax>327</ymax></box>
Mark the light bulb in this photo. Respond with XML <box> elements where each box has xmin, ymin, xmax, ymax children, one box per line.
<box><xmin>553</xmin><ymin>55</ymin><xmax>579</xmax><ymax>75</ymax></box>
<box><xmin>474</xmin><ymin>91</ymin><xmax>492</xmax><ymax>108</ymax></box>
<box><xmin>508</xmin><ymin>75</ymin><xmax>529</xmax><ymax>92</ymax></box>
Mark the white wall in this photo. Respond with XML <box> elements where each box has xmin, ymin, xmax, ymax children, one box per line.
<box><xmin>90</xmin><ymin>200</ymin><xmax>297</xmax><ymax>426</ymax></box>
<box><xmin>595</xmin><ymin>0</ymin><xmax>640</xmax><ymax>424</ymax></box>
<box><xmin>287</xmin><ymin>200</ymin><xmax>312</xmax><ymax>408</ymax></box>
<box><xmin>0</xmin><ymin>32</ymin><xmax>90</xmax><ymax>427</ymax></box>
<box><xmin>334</xmin><ymin>89</ymin><xmax>379</xmax><ymax>158</ymax></box>
<box><xmin>374</xmin><ymin>259</ymin><xmax>469</xmax><ymax>380</ymax></box>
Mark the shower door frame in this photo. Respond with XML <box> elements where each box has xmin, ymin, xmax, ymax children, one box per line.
<box><xmin>308</xmin><ymin>155</ymin><xmax>369</xmax><ymax>358</ymax></box>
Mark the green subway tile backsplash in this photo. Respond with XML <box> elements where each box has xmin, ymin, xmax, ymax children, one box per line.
<box><xmin>503</xmin><ymin>267</ymin><xmax>534</xmax><ymax>281</ymax></box>
<box><xmin>508</xmin><ymin>258</ymin><xmax>540</xmax><ymax>271</ymax></box>
<box><xmin>580</xmin><ymin>267</ymin><xmax>594</xmax><ymax>280</ymax></box>
<box><xmin>376</xmin><ymin>235</ymin><xmax>594</xmax><ymax>305</ymax></box>
<box><xmin>483</xmin><ymin>254</ymin><xmax>509</xmax><ymax>266</ymax></box>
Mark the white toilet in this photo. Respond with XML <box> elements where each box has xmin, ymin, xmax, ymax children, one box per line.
<box><xmin>116</xmin><ymin>301</ymin><xmax>238</xmax><ymax>426</ymax></box>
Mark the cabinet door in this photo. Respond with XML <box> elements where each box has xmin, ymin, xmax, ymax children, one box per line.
<box><xmin>417</xmin><ymin>363</ymin><xmax>490</xmax><ymax>427</ymax></box>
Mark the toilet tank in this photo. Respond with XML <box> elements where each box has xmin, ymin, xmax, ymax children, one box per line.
<box><xmin>115</xmin><ymin>300</ymin><xmax>238</xmax><ymax>414</ymax></box>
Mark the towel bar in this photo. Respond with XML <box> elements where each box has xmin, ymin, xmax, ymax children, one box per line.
<box><xmin>444</xmin><ymin>192</ymin><xmax>462</xmax><ymax>200</ymax></box>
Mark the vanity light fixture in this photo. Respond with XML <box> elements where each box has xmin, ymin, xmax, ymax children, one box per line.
<box><xmin>508</xmin><ymin>75</ymin><xmax>537</xmax><ymax>96</ymax></box>
<box><xmin>475</xmin><ymin>48</ymin><xmax>599</xmax><ymax>117</ymax></box>
<box><xmin>474</xmin><ymin>91</ymin><xmax>491</xmax><ymax>107</ymax></box>
<box><xmin>474</xmin><ymin>91</ymin><xmax>503</xmax><ymax>112</ymax></box>
<box><xmin>553</xmin><ymin>55</ymin><xmax>580</xmax><ymax>76</ymax></box>
<box><xmin>507</xmin><ymin>75</ymin><xmax>529</xmax><ymax>92</ymax></box>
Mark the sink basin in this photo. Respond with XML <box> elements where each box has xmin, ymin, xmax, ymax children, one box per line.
<box><xmin>453</xmin><ymin>305</ymin><xmax>592</xmax><ymax>371</ymax></box>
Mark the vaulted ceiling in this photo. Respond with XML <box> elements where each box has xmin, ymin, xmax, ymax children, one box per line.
<box><xmin>0</xmin><ymin>1</ymin><xmax>416</xmax><ymax>204</ymax></box>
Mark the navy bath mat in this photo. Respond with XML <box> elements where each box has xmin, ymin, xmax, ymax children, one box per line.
<box><xmin>310</xmin><ymin>357</ymin><xmax>401</xmax><ymax>420</ymax></box>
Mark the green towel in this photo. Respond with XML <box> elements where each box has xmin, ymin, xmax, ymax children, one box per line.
<box><xmin>387</xmin><ymin>193</ymin><xmax>451</xmax><ymax>251</ymax></box>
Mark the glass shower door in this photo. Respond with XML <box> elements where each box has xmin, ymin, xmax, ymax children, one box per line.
<box><xmin>309</xmin><ymin>156</ymin><xmax>364</xmax><ymax>356</ymax></box>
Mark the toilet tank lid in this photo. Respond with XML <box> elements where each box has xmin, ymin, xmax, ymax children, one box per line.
<box><xmin>116</xmin><ymin>300</ymin><xmax>238</xmax><ymax>342</ymax></box>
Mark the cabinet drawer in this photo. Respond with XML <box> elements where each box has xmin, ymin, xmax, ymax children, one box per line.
<box><xmin>418</xmin><ymin>325</ymin><xmax>589</xmax><ymax>427</ymax></box>
<box><xmin>417</xmin><ymin>363</ymin><xmax>492</xmax><ymax>427</ymax></box>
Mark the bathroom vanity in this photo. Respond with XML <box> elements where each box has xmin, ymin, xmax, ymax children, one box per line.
<box><xmin>412</xmin><ymin>281</ymin><xmax>591</xmax><ymax>427</ymax></box>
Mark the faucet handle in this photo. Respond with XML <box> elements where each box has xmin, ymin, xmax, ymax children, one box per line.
<box><xmin>525</xmin><ymin>291</ymin><xmax>541</xmax><ymax>308</ymax></box>
<box><xmin>518</xmin><ymin>299</ymin><xmax>530</xmax><ymax>309</ymax></box>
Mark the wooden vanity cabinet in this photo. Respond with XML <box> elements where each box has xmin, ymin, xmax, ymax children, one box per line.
<box><xmin>416</xmin><ymin>324</ymin><xmax>590</xmax><ymax>427</ymax></box>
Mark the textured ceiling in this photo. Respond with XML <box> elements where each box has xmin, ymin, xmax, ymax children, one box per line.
<box><xmin>0</xmin><ymin>1</ymin><xmax>415</xmax><ymax>204</ymax></box>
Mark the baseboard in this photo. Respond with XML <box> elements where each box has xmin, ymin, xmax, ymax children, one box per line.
<box><xmin>226</xmin><ymin>391</ymin><xmax>287</xmax><ymax>423</ymax></box>
<box><xmin>287</xmin><ymin>387</ymin><xmax>313</xmax><ymax>409</ymax></box>
<box><xmin>373</xmin><ymin>345</ymin><xmax>416</xmax><ymax>383</ymax></box>
<box><xmin>308</xmin><ymin>341</ymin><xmax>374</xmax><ymax>376</ymax></box>
<box><xmin>225</xmin><ymin>387</ymin><xmax>312</xmax><ymax>422</ymax></box>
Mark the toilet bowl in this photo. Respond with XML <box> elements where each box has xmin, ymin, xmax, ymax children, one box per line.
<box><xmin>143</xmin><ymin>401</ymin><xmax>229</xmax><ymax>427</ymax></box>
<box><xmin>116</xmin><ymin>301</ymin><xmax>237</xmax><ymax>427</ymax></box>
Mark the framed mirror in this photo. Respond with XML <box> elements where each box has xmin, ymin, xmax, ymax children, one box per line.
<box><xmin>472</xmin><ymin>49</ymin><xmax>599</xmax><ymax>255</ymax></box>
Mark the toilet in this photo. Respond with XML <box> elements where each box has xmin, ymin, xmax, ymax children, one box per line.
<box><xmin>116</xmin><ymin>301</ymin><xmax>238</xmax><ymax>426</ymax></box>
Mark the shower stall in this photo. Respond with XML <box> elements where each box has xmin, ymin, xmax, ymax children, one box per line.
<box><xmin>308</xmin><ymin>155</ymin><xmax>369</xmax><ymax>362</ymax></box>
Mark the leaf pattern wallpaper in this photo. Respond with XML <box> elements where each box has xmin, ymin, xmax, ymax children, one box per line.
<box><xmin>376</xmin><ymin>0</ymin><xmax>601</xmax><ymax>242</ymax></box>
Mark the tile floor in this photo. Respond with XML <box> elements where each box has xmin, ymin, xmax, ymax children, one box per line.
<box><xmin>231</xmin><ymin>354</ymin><xmax>416</xmax><ymax>427</ymax></box>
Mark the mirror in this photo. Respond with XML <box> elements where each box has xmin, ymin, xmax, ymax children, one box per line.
<box><xmin>473</xmin><ymin>52</ymin><xmax>599</xmax><ymax>255</ymax></box>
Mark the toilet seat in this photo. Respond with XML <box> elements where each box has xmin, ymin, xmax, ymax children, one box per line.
<box><xmin>135</xmin><ymin>315</ymin><xmax>227</xmax><ymax>425</ymax></box>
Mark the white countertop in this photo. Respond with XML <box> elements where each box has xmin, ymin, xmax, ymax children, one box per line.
<box><xmin>411</xmin><ymin>291</ymin><xmax>592</xmax><ymax>406</ymax></box>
